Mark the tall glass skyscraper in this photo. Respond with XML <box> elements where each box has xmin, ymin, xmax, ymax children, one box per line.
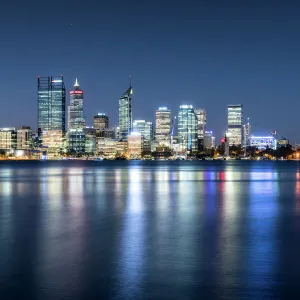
<box><xmin>194</xmin><ymin>108</ymin><xmax>206</xmax><ymax>150</ymax></box>
<box><xmin>227</xmin><ymin>104</ymin><xmax>243</xmax><ymax>146</ymax></box>
<box><xmin>38</xmin><ymin>76</ymin><xmax>66</xmax><ymax>131</ymax></box>
<box><xmin>118</xmin><ymin>83</ymin><xmax>132</xmax><ymax>141</ymax></box>
<box><xmin>155</xmin><ymin>107</ymin><xmax>171</xmax><ymax>147</ymax></box>
<box><xmin>178</xmin><ymin>105</ymin><xmax>197</xmax><ymax>152</ymax></box>
<box><xmin>67</xmin><ymin>79</ymin><xmax>86</xmax><ymax>153</ymax></box>
<box><xmin>38</xmin><ymin>76</ymin><xmax>66</xmax><ymax>148</ymax></box>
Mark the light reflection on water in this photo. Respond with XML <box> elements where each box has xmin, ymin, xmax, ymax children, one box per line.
<box><xmin>0</xmin><ymin>161</ymin><xmax>300</xmax><ymax>299</ymax></box>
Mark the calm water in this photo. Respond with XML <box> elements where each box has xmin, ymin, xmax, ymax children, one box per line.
<box><xmin>1</xmin><ymin>161</ymin><xmax>300</xmax><ymax>299</ymax></box>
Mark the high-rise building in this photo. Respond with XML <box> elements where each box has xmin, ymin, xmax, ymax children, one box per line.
<box><xmin>94</xmin><ymin>113</ymin><xmax>109</xmax><ymax>138</ymax></box>
<box><xmin>38</xmin><ymin>76</ymin><xmax>66</xmax><ymax>148</ymax></box>
<box><xmin>204</xmin><ymin>130</ymin><xmax>215</xmax><ymax>149</ymax></box>
<box><xmin>133</xmin><ymin>120</ymin><xmax>153</xmax><ymax>152</ymax></box>
<box><xmin>177</xmin><ymin>105</ymin><xmax>197</xmax><ymax>152</ymax></box>
<box><xmin>17</xmin><ymin>126</ymin><xmax>33</xmax><ymax>149</ymax></box>
<box><xmin>243</xmin><ymin>117</ymin><xmax>251</xmax><ymax>147</ymax></box>
<box><xmin>0</xmin><ymin>128</ymin><xmax>17</xmax><ymax>150</ymax></box>
<box><xmin>227</xmin><ymin>104</ymin><xmax>243</xmax><ymax>146</ymax></box>
<box><xmin>155</xmin><ymin>107</ymin><xmax>171</xmax><ymax>147</ymax></box>
<box><xmin>67</xmin><ymin>79</ymin><xmax>86</xmax><ymax>154</ymax></box>
<box><xmin>194</xmin><ymin>108</ymin><xmax>206</xmax><ymax>150</ymax></box>
<box><xmin>68</xmin><ymin>79</ymin><xmax>85</xmax><ymax>129</ymax></box>
<box><xmin>118</xmin><ymin>82</ymin><xmax>132</xmax><ymax>140</ymax></box>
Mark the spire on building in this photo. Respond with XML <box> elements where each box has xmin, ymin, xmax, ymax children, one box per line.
<box><xmin>74</xmin><ymin>78</ymin><xmax>79</xmax><ymax>87</ymax></box>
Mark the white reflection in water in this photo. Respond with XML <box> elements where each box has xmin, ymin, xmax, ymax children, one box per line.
<box><xmin>0</xmin><ymin>168</ymin><xmax>13</xmax><ymax>197</ymax></box>
<box><xmin>116</xmin><ymin>168</ymin><xmax>146</xmax><ymax>298</ymax></box>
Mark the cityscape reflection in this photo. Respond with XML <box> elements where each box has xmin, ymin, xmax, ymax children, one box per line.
<box><xmin>0</xmin><ymin>161</ymin><xmax>300</xmax><ymax>299</ymax></box>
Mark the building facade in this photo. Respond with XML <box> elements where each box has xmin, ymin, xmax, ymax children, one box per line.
<box><xmin>118</xmin><ymin>84</ymin><xmax>132</xmax><ymax>140</ymax></box>
<box><xmin>194</xmin><ymin>108</ymin><xmax>206</xmax><ymax>150</ymax></box>
<box><xmin>128</xmin><ymin>132</ymin><xmax>142</xmax><ymax>157</ymax></box>
<box><xmin>67</xmin><ymin>79</ymin><xmax>86</xmax><ymax>154</ymax></box>
<box><xmin>155</xmin><ymin>107</ymin><xmax>171</xmax><ymax>147</ymax></box>
<box><xmin>38</xmin><ymin>76</ymin><xmax>66</xmax><ymax>148</ymax></box>
<box><xmin>133</xmin><ymin>120</ymin><xmax>153</xmax><ymax>153</ymax></box>
<box><xmin>227</xmin><ymin>104</ymin><xmax>243</xmax><ymax>146</ymax></box>
<box><xmin>177</xmin><ymin>105</ymin><xmax>197</xmax><ymax>152</ymax></box>
<box><xmin>204</xmin><ymin>130</ymin><xmax>215</xmax><ymax>149</ymax></box>
<box><xmin>0</xmin><ymin>128</ymin><xmax>17</xmax><ymax>150</ymax></box>
<box><xmin>243</xmin><ymin>118</ymin><xmax>251</xmax><ymax>147</ymax></box>
<box><xmin>17</xmin><ymin>126</ymin><xmax>33</xmax><ymax>149</ymax></box>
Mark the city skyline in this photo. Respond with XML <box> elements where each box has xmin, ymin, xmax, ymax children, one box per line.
<box><xmin>1</xmin><ymin>1</ymin><xmax>300</xmax><ymax>142</ymax></box>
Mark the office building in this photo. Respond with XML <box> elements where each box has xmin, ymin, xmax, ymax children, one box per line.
<box><xmin>67</xmin><ymin>79</ymin><xmax>86</xmax><ymax>154</ymax></box>
<box><xmin>243</xmin><ymin>118</ymin><xmax>251</xmax><ymax>147</ymax></box>
<box><xmin>94</xmin><ymin>113</ymin><xmax>109</xmax><ymax>130</ymax></box>
<box><xmin>38</xmin><ymin>76</ymin><xmax>66</xmax><ymax>148</ymax></box>
<box><xmin>133</xmin><ymin>120</ymin><xmax>153</xmax><ymax>152</ymax></box>
<box><xmin>128</xmin><ymin>132</ymin><xmax>142</xmax><ymax>157</ymax></box>
<box><xmin>178</xmin><ymin>105</ymin><xmax>197</xmax><ymax>152</ymax></box>
<box><xmin>155</xmin><ymin>107</ymin><xmax>171</xmax><ymax>147</ymax></box>
<box><xmin>0</xmin><ymin>128</ymin><xmax>17</xmax><ymax>150</ymax></box>
<box><xmin>227</xmin><ymin>104</ymin><xmax>243</xmax><ymax>146</ymax></box>
<box><xmin>84</xmin><ymin>128</ymin><xmax>96</xmax><ymax>155</ymax></box>
<box><xmin>118</xmin><ymin>82</ymin><xmax>132</xmax><ymax>140</ymax></box>
<box><xmin>194</xmin><ymin>108</ymin><xmax>206</xmax><ymax>150</ymax></box>
<box><xmin>17</xmin><ymin>126</ymin><xmax>33</xmax><ymax>149</ymax></box>
<box><xmin>204</xmin><ymin>130</ymin><xmax>215</xmax><ymax>149</ymax></box>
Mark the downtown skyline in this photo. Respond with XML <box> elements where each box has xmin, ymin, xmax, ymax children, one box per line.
<box><xmin>1</xmin><ymin>1</ymin><xmax>300</xmax><ymax>142</ymax></box>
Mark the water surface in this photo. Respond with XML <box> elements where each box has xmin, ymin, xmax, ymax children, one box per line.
<box><xmin>0</xmin><ymin>161</ymin><xmax>300</xmax><ymax>299</ymax></box>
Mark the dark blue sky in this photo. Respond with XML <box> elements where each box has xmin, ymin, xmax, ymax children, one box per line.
<box><xmin>1</xmin><ymin>0</ymin><xmax>300</xmax><ymax>143</ymax></box>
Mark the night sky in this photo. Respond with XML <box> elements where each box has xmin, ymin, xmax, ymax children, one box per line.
<box><xmin>1</xmin><ymin>0</ymin><xmax>300</xmax><ymax>143</ymax></box>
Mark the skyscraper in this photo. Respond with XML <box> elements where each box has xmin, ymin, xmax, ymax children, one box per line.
<box><xmin>68</xmin><ymin>78</ymin><xmax>85</xmax><ymax>129</ymax></box>
<box><xmin>67</xmin><ymin>79</ymin><xmax>86</xmax><ymax>153</ymax></box>
<box><xmin>38</xmin><ymin>76</ymin><xmax>66</xmax><ymax>148</ymax></box>
<box><xmin>155</xmin><ymin>107</ymin><xmax>171</xmax><ymax>147</ymax></box>
<box><xmin>227</xmin><ymin>104</ymin><xmax>243</xmax><ymax>146</ymax></box>
<box><xmin>118</xmin><ymin>82</ymin><xmax>132</xmax><ymax>140</ymax></box>
<box><xmin>243</xmin><ymin>117</ymin><xmax>251</xmax><ymax>147</ymax></box>
<box><xmin>133</xmin><ymin>120</ymin><xmax>153</xmax><ymax>152</ymax></box>
<box><xmin>177</xmin><ymin>105</ymin><xmax>197</xmax><ymax>152</ymax></box>
<box><xmin>194</xmin><ymin>108</ymin><xmax>206</xmax><ymax>151</ymax></box>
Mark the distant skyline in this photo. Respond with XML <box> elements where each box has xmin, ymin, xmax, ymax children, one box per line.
<box><xmin>1</xmin><ymin>0</ymin><xmax>300</xmax><ymax>143</ymax></box>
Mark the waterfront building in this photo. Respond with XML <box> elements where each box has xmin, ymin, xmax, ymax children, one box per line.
<box><xmin>177</xmin><ymin>105</ymin><xmax>197</xmax><ymax>152</ymax></box>
<box><xmin>17</xmin><ymin>126</ymin><xmax>33</xmax><ymax>149</ymax></box>
<box><xmin>155</xmin><ymin>107</ymin><xmax>171</xmax><ymax>147</ymax></box>
<box><xmin>133</xmin><ymin>120</ymin><xmax>153</xmax><ymax>153</ymax></box>
<box><xmin>227</xmin><ymin>104</ymin><xmax>243</xmax><ymax>146</ymax></box>
<box><xmin>250</xmin><ymin>136</ymin><xmax>277</xmax><ymax>150</ymax></box>
<box><xmin>243</xmin><ymin>118</ymin><xmax>251</xmax><ymax>147</ymax></box>
<box><xmin>118</xmin><ymin>82</ymin><xmax>132</xmax><ymax>140</ymax></box>
<box><xmin>128</xmin><ymin>132</ymin><xmax>142</xmax><ymax>157</ymax></box>
<box><xmin>0</xmin><ymin>128</ymin><xmax>17</xmax><ymax>150</ymax></box>
<box><xmin>67</xmin><ymin>79</ymin><xmax>86</xmax><ymax>154</ymax></box>
<box><xmin>116</xmin><ymin>140</ymin><xmax>128</xmax><ymax>155</ymax></box>
<box><xmin>97</xmin><ymin>138</ymin><xmax>118</xmax><ymax>157</ymax></box>
<box><xmin>38</xmin><ymin>76</ymin><xmax>66</xmax><ymax>148</ymax></box>
<box><xmin>194</xmin><ymin>108</ymin><xmax>206</xmax><ymax>150</ymax></box>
